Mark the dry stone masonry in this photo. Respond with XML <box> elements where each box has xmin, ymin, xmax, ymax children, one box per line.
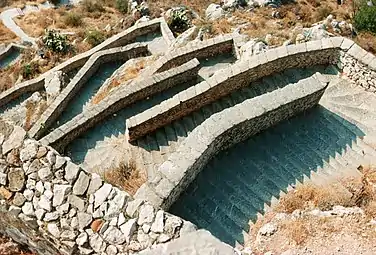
<box><xmin>0</xmin><ymin>14</ymin><xmax>376</xmax><ymax>255</ymax></box>
<box><xmin>0</xmin><ymin>118</ymin><xmax>196</xmax><ymax>255</ymax></box>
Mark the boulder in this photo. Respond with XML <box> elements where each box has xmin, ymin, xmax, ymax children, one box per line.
<box><xmin>170</xmin><ymin>26</ymin><xmax>199</xmax><ymax>49</ymax></box>
<box><xmin>206</xmin><ymin>4</ymin><xmax>225</xmax><ymax>21</ymax></box>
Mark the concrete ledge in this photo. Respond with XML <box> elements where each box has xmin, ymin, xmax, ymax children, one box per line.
<box><xmin>0</xmin><ymin>18</ymin><xmax>174</xmax><ymax>108</ymax></box>
<box><xmin>39</xmin><ymin>58</ymin><xmax>201</xmax><ymax>150</ymax></box>
<box><xmin>29</xmin><ymin>43</ymin><xmax>150</xmax><ymax>140</ymax></box>
<box><xmin>134</xmin><ymin>73</ymin><xmax>329</xmax><ymax>209</ymax></box>
<box><xmin>126</xmin><ymin>40</ymin><xmax>340</xmax><ymax>141</ymax></box>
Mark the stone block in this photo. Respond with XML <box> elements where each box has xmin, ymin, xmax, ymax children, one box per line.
<box><xmin>306</xmin><ymin>40</ymin><xmax>322</xmax><ymax>52</ymax></box>
<box><xmin>341</xmin><ymin>38</ymin><xmax>355</xmax><ymax>51</ymax></box>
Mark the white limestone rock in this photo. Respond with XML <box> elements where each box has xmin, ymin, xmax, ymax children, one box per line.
<box><xmin>19</xmin><ymin>141</ymin><xmax>38</xmax><ymax>162</ymax></box>
<box><xmin>38</xmin><ymin>167</ymin><xmax>52</xmax><ymax>181</ymax></box>
<box><xmin>76</xmin><ymin>232</ymin><xmax>88</xmax><ymax>246</ymax></box>
<box><xmin>137</xmin><ymin>204</ymin><xmax>154</xmax><ymax>225</ymax></box>
<box><xmin>205</xmin><ymin>4</ymin><xmax>224</xmax><ymax>21</ymax></box>
<box><xmin>73</xmin><ymin>171</ymin><xmax>90</xmax><ymax>195</ymax></box>
<box><xmin>94</xmin><ymin>183</ymin><xmax>112</xmax><ymax>208</ymax></box>
<box><xmin>2</xmin><ymin>126</ymin><xmax>26</xmax><ymax>154</ymax></box>
<box><xmin>21</xmin><ymin>202</ymin><xmax>34</xmax><ymax>216</ymax></box>
<box><xmin>103</xmin><ymin>226</ymin><xmax>127</xmax><ymax>245</ymax></box>
<box><xmin>78</xmin><ymin>212</ymin><xmax>93</xmax><ymax>230</ymax></box>
<box><xmin>151</xmin><ymin>210</ymin><xmax>164</xmax><ymax>233</ymax></box>
<box><xmin>65</xmin><ymin>161</ymin><xmax>80</xmax><ymax>183</ymax></box>
<box><xmin>47</xmin><ymin>223</ymin><xmax>60</xmax><ymax>238</ymax></box>
<box><xmin>52</xmin><ymin>184</ymin><xmax>71</xmax><ymax>207</ymax></box>
<box><xmin>120</xmin><ymin>218</ymin><xmax>137</xmax><ymax>244</ymax></box>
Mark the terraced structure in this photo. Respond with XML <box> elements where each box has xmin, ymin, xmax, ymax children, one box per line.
<box><xmin>0</xmin><ymin>17</ymin><xmax>376</xmax><ymax>254</ymax></box>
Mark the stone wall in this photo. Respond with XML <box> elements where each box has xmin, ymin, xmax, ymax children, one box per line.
<box><xmin>134</xmin><ymin>73</ymin><xmax>329</xmax><ymax>209</ymax></box>
<box><xmin>341</xmin><ymin>52</ymin><xmax>376</xmax><ymax>92</ymax></box>
<box><xmin>126</xmin><ymin>38</ymin><xmax>341</xmax><ymax>141</ymax></box>
<box><xmin>39</xmin><ymin>58</ymin><xmax>201</xmax><ymax>151</ymax></box>
<box><xmin>141</xmin><ymin>35</ymin><xmax>237</xmax><ymax>77</ymax></box>
<box><xmin>0</xmin><ymin>18</ymin><xmax>175</xmax><ymax>108</ymax></box>
<box><xmin>0</xmin><ymin>118</ymin><xmax>196</xmax><ymax>255</ymax></box>
<box><xmin>29</xmin><ymin>43</ymin><xmax>150</xmax><ymax>140</ymax></box>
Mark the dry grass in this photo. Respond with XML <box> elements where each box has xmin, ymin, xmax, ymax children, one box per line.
<box><xmin>147</xmin><ymin>0</ymin><xmax>213</xmax><ymax>17</ymax></box>
<box><xmin>283</xmin><ymin>219</ymin><xmax>310</xmax><ymax>245</ymax></box>
<box><xmin>276</xmin><ymin>183</ymin><xmax>354</xmax><ymax>213</ymax></box>
<box><xmin>104</xmin><ymin>160</ymin><xmax>146</xmax><ymax>195</ymax></box>
<box><xmin>91</xmin><ymin>58</ymin><xmax>147</xmax><ymax>104</ymax></box>
<box><xmin>0</xmin><ymin>20</ymin><xmax>17</xmax><ymax>43</ymax></box>
<box><xmin>355</xmin><ymin>32</ymin><xmax>376</xmax><ymax>54</ymax></box>
<box><xmin>277</xmin><ymin>165</ymin><xmax>376</xmax><ymax>216</ymax></box>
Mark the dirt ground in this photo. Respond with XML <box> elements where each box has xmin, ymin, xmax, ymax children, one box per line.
<box><xmin>0</xmin><ymin>234</ymin><xmax>35</xmax><ymax>255</ymax></box>
<box><xmin>247</xmin><ymin>167</ymin><xmax>376</xmax><ymax>255</ymax></box>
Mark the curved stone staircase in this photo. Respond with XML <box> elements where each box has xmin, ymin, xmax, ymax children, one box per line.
<box><xmin>168</xmin><ymin>69</ymin><xmax>376</xmax><ymax>247</ymax></box>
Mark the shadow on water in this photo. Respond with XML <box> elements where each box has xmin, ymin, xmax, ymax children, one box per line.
<box><xmin>169</xmin><ymin>105</ymin><xmax>365</xmax><ymax>247</ymax></box>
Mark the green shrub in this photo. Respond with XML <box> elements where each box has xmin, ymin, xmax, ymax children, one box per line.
<box><xmin>21</xmin><ymin>62</ymin><xmax>39</xmax><ymax>79</ymax></box>
<box><xmin>116</xmin><ymin>0</ymin><xmax>128</xmax><ymax>13</ymax></box>
<box><xmin>86</xmin><ymin>30</ymin><xmax>106</xmax><ymax>46</ymax></box>
<box><xmin>354</xmin><ymin>5</ymin><xmax>376</xmax><ymax>34</ymax></box>
<box><xmin>82</xmin><ymin>0</ymin><xmax>105</xmax><ymax>12</ymax></box>
<box><xmin>64</xmin><ymin>12</ymin><xmax>83</xmax><ymax>27</ymax></box>
<box><xmin>42</xmin><ymin>29</ymin><xmax>69</xmax><ymax>53</ymax></box>
<box><xmin>168</xmin><ymin>8</ymin><xmax>191</xmax><ymax>35</ymax></box>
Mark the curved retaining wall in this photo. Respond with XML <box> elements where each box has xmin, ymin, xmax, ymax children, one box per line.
<box><xmin>0</xmin><ymin>118</ymin><xmax>195</xmax><ymax>255</ymax></box>
<box><xmin>126</xmin><ymin>37</ymin><xmax>343</xmax><ymax>141</ymax></box>
<box><xmin>0</xmin><ymin>18</ymin><xmax>175</xmax><ymax>108</ymax></box>
<box><xmin>140</xmin><ymin>34</ymin><xmax>238</xmax><ymax>78</ymax></box>
<box><xmin>132</xmin><ymin>37</ymin><xmax>376</xmax><ymax>209</ymax></box>
<box><xmin>39</xmin><ymin>58</ymin><xmax>201</xmax><ymax>151</ymax></box>
<box><xmin>28</xmin><ymin>43</ymin><xmax>150</xmax><ymax>140</ymax></box>
<box><xmin>134</xmin><ymin>73</ymin><xmax>329</xmax><ymax>209</ymax></box>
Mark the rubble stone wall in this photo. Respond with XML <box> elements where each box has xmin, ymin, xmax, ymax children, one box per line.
<box><xmin>0</xmin><ymin>118</ymin><xmax>195</xmax><ymax>255</ymax></box>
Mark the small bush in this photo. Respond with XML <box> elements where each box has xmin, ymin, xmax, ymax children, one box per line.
<box><xmin>116</xmin><ymin>0</ymin><xmax>128</xmax><ymax>13</ymax></box>
<box><xmin>354</xmin><ymin>5</ymin><xmax>376</xmax><ymax>34</ymax></box>
<box><xmin>64</xmin><ymin>12</ymin><xmax>83</xmax><ymax>27</ymax></box>
<box><xmin>104</xmin><ymin>160</ymin><xmax>146</xmax><ymax>195</ymax></box>
<box><xmin>86</xmin><ymin>29</ymin><xmax>106</xmax><ymax>46</ymax></box>
<box><xmin>21</xmin><ymin>62</ymin><xmax>39</xmax><ymax>79</ymax></box>
<box><xmin>82</xmin><ymin>0</ymin><xmax>105</xmax><ymax>13</ymax></box>
<box><xmin>314</xmin><ymin>6</ymin><xmax>333</xmax><ymax>22</ymax></box>
<box><xmin>167</xmin><ymin>8</ymin><xmax>191</xmax><ymax>35</ymax></box>
<box><xmin>42</xmin><ymin>29</ymin><xmax>69</xmax><ymax>53</ymax></box>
